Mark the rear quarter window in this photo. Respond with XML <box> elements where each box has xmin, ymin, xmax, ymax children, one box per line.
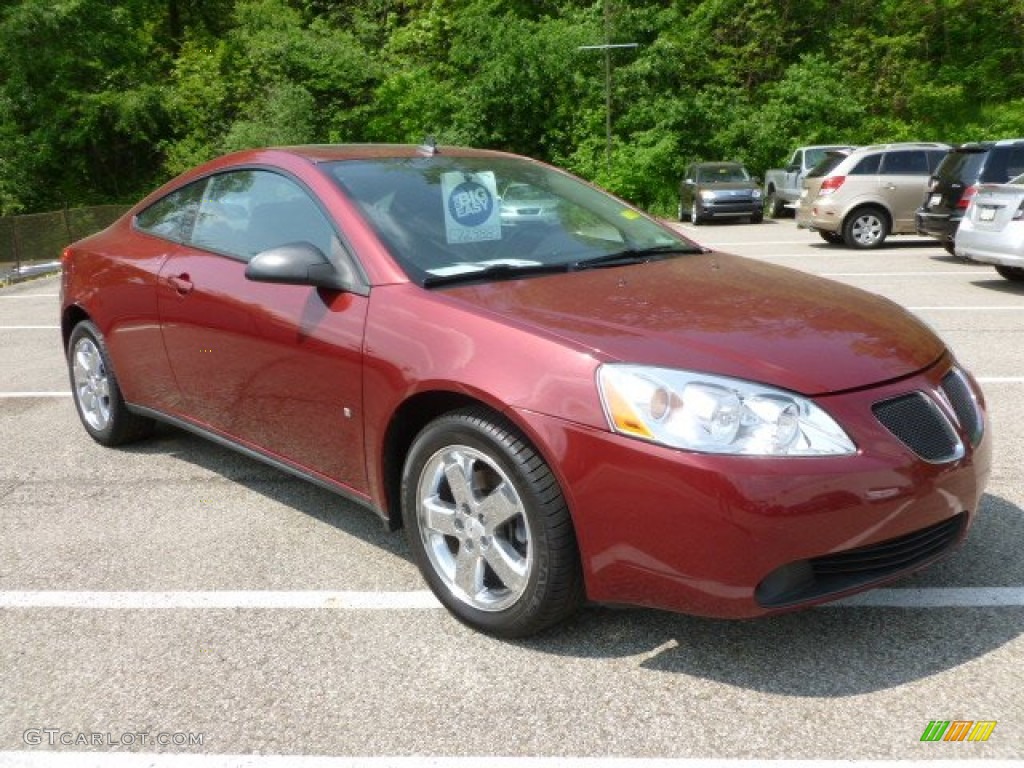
<box><xmin>980</xmin><ymin>145</ymin><xmax>1024</xmax><ymax>183</ymax></box>
<box><xmin>849</xmin><ymin>154</ymin><xmax>881</xmax><ymax>175</ymax></box>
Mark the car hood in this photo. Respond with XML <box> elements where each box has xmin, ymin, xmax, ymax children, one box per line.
<box><xmin>441</xmin><ymin>252</ymin><xmax>944</xmax><ymax>396</ymax></box>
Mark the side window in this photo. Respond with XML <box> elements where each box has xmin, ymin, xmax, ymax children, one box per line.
<box><xmin>926</xmin><ymin>149</ymin><xmax>949</xmax><ymax>172</ymax></box>
<box><xmin>880</xmin><ymin>151</ymin><xmax>929</xmax><ymax>175</ymax></box>
<box><xmin>135</xmin><ymin>180</ymin><xmax>207</xmax><ymax>242</ymax></box>
<box><xmin>190</xmin><ymin>170</ymin><xmax>338</xmax><ymax>261</ymax></box>
<box><xmin>849</xmin><ymin>154</ymin><xmax>881</xmax><ymax>175</ymax></box>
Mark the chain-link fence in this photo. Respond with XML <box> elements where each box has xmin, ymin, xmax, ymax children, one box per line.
<box><xmin>0</xmin><ymin>205</ymin><xmax>129</xmax><ymax>283</ymax></box>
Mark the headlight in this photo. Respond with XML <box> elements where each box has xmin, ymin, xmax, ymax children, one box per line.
<box><xmin>751</xmin><ymin>189</ymin><xmax>763</xmax><ymax>199</ymax></box>
<box><xmin>699</xmin><ymin>190</ymin><xmax>718</xmax><ymax>201</ymax></box>
<box><xmin>597</xmin><ymin>365</ymin><xmax>856</xmax><ymax>456</ymax></box>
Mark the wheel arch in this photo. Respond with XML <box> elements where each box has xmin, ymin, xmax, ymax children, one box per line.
<box><xmin>381</xmin><ymin>390</ymin><xmax>529</xmax><ymax>531</ymax></box>
<box><xmin>61</xmin><ymin>305</ymin><xmax>91</xmax><ymax>356</ymax></box>
<box><xmin>842</xmin><ymin>201</ymin><xmax>892</xmax><ymax>230</ymax></box>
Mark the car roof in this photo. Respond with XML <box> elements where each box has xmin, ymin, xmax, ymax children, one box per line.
<box><xmin>693</xmin><ymin>161</ymin><xmax>746</xmax><ymax>168</ymax></box>
<box><xmin>849</xmin><ymin>142</ymin><xmax>950</xmax><ymax>154</ymax></box>
<box><xmin>951</xmin><ymin>139</ymin><xmax>1024</xmax><ymax>153</ymax></box>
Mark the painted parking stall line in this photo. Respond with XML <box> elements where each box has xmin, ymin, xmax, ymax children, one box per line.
<box><xmin>0</xmin><ymin>755</ymin><xmax>1011</xmax><ymax>768</ymax></box>
<box><xmin>0</xmin><ymin>392</ymin><xmax>72</xmax><ymax>398</ymax></box>
<box><xmin>1</xmin><ymin>587</ymin><xmax>1022</xmax><ymax>611</ymax></box>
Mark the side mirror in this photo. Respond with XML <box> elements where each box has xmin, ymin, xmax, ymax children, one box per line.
<box><xmin>245</xmin><ymin>242</ymin><xmax>351</xmax><ymax>291</ymax></box>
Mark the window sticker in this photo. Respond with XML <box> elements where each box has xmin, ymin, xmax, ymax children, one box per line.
<box><xmin>441</xmin><ymin>171</ymin><xmax>502</xmax><ymax>244</ymax></box>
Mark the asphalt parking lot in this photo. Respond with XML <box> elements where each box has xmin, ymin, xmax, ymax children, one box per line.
<box><xmin>1</xmin><ymin>221</ymin><xmax>1022</xmax><ymax>766</ymax></box>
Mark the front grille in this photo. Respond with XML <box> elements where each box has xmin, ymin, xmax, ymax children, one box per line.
<box><xmin>941</xmin><ymin>369</ymin><xmax>984</xmax><ymax>446</ymax></box>
<box><xmin>756</xmin><ymin>513</ymin><xmax>967</xmax><ymax>608</ymax></box>
<box><xmin>873</xmin><ymin>392</ymin><xmax>962</xmax><ymax>463</ymax></box>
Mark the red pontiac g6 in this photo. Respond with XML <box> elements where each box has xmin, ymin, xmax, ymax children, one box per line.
<box><xmin>60</xmin><ymin>145</ymin><xmax>991</xmax><ymax>637</ymax></box>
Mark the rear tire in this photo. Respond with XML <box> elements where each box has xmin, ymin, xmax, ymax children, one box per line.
<box><xmin>401</xmin><ymin>407</ymin><xmax>583</xmax><ymax>638</ymax></box>
<box><xmin>765</xmin><ymin>189</ymin><xmax>786</xmax><ymax>218</ymax></box>
<box><xmin>68</xmin><ymin>321</ymin><xmax>154</xmax><ymax>446</ymax></box>
<box><xmin>995</xmin><ymin>265</ymin><xmax>1024</xmax><ymax>282</ymax></box>
<box><xmin>842</xmin><ymin>207</ymin><xmax>889</xmax><ymax>249</ymax></box>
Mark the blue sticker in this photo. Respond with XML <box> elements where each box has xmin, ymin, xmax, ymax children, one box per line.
<box><xmin>447</xmin><ymin>181</ymin><xmax>494</xmax><ymax>227</ymax></box>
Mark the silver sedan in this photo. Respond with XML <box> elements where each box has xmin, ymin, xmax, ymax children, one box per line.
<box><xmin>955</xmin><ymin>174</ymin><xmax>1024</xmax><ymax>281</ymax></box>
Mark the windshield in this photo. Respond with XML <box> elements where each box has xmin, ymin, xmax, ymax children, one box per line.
<box><xmin>697</xmin><ymin>165</ymin><xmax>750</xmax><ymax>183</ymax></box>
<box><xmin>324</xmin><ymin>156</ymin><xmax>694</xmax><ymax>285</ymax></box>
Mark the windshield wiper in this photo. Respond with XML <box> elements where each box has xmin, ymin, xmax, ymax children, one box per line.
<box><xmin>423</xmin><ymin>261</ymin><xmax>571</xmax><ymax>288</ymax></box>
<box><xmin>571</xmin><ymin>244</ymin><xmax>705</xmax><ymax>271</ymax></box>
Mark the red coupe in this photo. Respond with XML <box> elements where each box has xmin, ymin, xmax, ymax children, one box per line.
<box><xmin>60</xmin><ymin>144</ymin><xmax>991</xmax><ymax>637</ymax></box>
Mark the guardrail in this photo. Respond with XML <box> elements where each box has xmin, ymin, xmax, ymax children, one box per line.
<box><xmin>0</xmin><ymin>205</ymin><xmax>129</xmax><ymax>284</ymax></box>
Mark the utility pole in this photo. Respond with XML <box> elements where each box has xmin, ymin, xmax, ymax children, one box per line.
<box><xmin>578</xmin><ymin>0</ymin><xmax>638</xmax><ymax>169</ymax></box>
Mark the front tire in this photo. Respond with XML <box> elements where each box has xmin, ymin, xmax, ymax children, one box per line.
<box><xmin>843</xmin><ymin>207</ymin><xmax>889</xmax><ymax>249</ymax></box>
<box><xmin>691</xmin><ymin>202</ymin><xmax>703</xmax><ymax>225</ymax></box>
<box><xmin>67</xmin><ymin>321</ymin><xmax>153</xmax><ymax>446</ymax></box>
<box><xmin>401</xmin><ymin>408</ymin><xmax>583</xmax><ymax>637</ymax></box>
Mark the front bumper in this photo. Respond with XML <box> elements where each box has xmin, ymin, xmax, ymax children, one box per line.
<box><xmin>514</xmin><ymin>358</ymin><xmax>991</xmax><ymax>619</ymax></box>
<box><xmin>696</xmin><ymin>200</ymin><xmax>761</xmax><ymax>219</ymax></box>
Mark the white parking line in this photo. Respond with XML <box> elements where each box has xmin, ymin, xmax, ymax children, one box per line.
<box><xmin>0</xmin><ymin>294</ymin><xmax>59</xmax><ymax>299</ymax></box>
<box><xmin>1</xmin><ymin>587</ymin><xmax>1022</xmax><ymax>611</ymax></box>
<box><xmin>907</xmin><ymin>306</ymin><xmax>1024</xmax><ymax>311</ymax></box>
<box><xmin>819</xmin><ymin>271</ymin><xmax>994</xmax><ymax>277</ymax></box>
<box><xmin>0</xmin><ymin>590</ymin><xmax>442</xmax><ymax>610</ymax></box>
<box><xmin>0</xmin><ymin>392</ymin><xmax>72</xmax><ymax>398</ymax></box>
<box><xmin>0</xmin><ymin>325</ymin><xmax>60</xmax><ymax>329</ymax></box>
<box><xmin>0</xmin><ymin>755</ymin><xmax>1010</xmax><ymax>768</ymax></box>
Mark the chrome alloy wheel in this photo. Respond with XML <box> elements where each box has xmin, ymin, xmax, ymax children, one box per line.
<box><xmin>416</xmin><ymin>444</ymin><xmax>533</xmax><ymax>612</ymax></box>
<box><xmin>71</xmin><ymin>336</ymin><xmax>112</xmax><ymax>432</ymax></box>
<box><xmin>849</xmin><ymin>212</ymin><xmax>884</xmax><ymax>246</ymax></box>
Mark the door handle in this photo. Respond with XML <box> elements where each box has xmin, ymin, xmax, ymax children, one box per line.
<box><xmin>168</xmin><ymin>273</ymin><xmax>193</xmax><ymax>295</ymax></box>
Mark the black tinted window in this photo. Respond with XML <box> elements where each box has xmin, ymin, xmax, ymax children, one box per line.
<box><xmin>190</xmin><ymin>170</ymin><xmax>338</xmax><ymax>261</ymax></box>
<box><xmin>849</xmin><ymin>154</ymin><xmax>881</xmax><ymax>175</ymax></box>
<box><xmin>936</xmin><ymin>149</ymin><xmax>988</xmax><ymax>184</ymax></box>
<box><xmin>880</xmin><ymin>151</ymin><xmax>929</xmax><ymax>175</ymax></box>
<box><xmin>980</xmin><ymin>146</ymin><xmax>1024</xmax><ymax>183</ymax></box>
<box><xmin>807</xmin><ymin>153</ymin><xmax>848</xmax><ymax>178</ymax></box>
<box><xmin>135</xmin><ymin>181</ymin><xmax>206</xmax><ymax>241</ymax></box>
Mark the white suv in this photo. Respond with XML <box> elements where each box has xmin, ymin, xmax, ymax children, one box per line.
<box><xmin>797</xmin><ymin>143</ymin><xmax>950</xmax><ymax>248</ymax></box>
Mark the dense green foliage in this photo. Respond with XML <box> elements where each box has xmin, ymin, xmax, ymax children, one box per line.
<box><xmin>2</xmin><ymin>0</ymin><xmax>1023</xmax><ymax>216</ymax></box>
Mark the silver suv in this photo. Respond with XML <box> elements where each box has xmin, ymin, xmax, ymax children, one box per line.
<box><xmin>797</xmin><ymin>143</ymin><xmax>950</xmax><ymax>248</ymax></box>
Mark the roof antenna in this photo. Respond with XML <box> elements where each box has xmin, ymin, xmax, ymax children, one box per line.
<box><xmin>418</xmin><ymin>136</ymin><xmax>438</xmax><ymax>156</ymax></box>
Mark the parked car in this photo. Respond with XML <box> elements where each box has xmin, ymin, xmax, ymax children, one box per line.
<box><xmin>499</xmin><ymin>182</ymin><xmax>561</xmax><ymax>225</ymax></box>
<box><xmin>763</xmin><ymin>145</ymin><xmax>854</xmax><ymax>217</ymax></box>
<box><xmin>797</xmin><ymin>143</ymin><xmax>950</xmax><ymax>248</ymax></box>
<box><xmin>954</xmin><ymin>173</ymin><xmax>1024</xmax><ymax>281</ymax></box>
<box><xmin>917</xmin><ymin>139</ymin><xmax>1024</xmax><ymax>254</ymax></box>
<box><xmin>62</xmin><ymin>144</ymin><xmax>990</xmax><ymax>637</ymax></box>
<box><xmin>678</xmin><ymin>161</ymin><xmax>763</xmax><ymax>224</ymax></box>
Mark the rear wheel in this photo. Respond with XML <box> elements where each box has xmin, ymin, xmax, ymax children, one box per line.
<box><xmin>843</xmin><ymin>207</ymin><xmax>889</xmax><ymax>249</ymax></box>
<box><xmin>995</xmin><ymin>265</ymin><xmax>1024</xmax><ymax>282</ymax></box>
<box><xmin>401</xmin><ymin>408</ymin><xmax>583</xmax><ymax>638</ymax></box>
<box><xmin>68</xmin><ymin>321</ymin><xmax>153</xmax><ymax>446</ymax></box>
<box><xmin>765</xmin><ymin>188</ymin><xmax>786</xmax><ymax>218</ymax></box>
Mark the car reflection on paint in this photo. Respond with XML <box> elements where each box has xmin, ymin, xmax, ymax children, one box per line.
<box><xmin>60</xmin><ymin>143</ymin><xmax>991</xmax><ymax>638</ymax></box>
